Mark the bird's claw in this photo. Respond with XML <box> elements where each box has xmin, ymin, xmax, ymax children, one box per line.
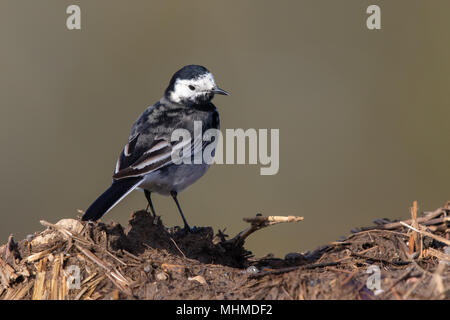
<box><xmin>184</xmin><ymin>225</ymin><xmax>199</xmax><ymax>233</ymax></box>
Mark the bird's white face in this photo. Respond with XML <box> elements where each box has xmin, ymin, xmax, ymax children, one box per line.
<box><xmin>169</xmin><ymin>72</ymin><xmax>217</xmax><ymax>104</ymax></box>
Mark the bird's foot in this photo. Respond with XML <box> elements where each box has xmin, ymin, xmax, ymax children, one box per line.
<box><xmin>184</xmin><ymin>225</ymin><xmax>200</xmax><ymax>234</ymax></box>
<box><xmin>145</xmin><ymin>205</ymin><xmax>157</xmax><ymax>218</ymax></box>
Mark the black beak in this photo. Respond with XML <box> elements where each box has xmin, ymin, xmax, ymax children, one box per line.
<box><xmin>212</xmin><ymin>87</ymin><xmax>230</xmax><ymax>96</ymax></box>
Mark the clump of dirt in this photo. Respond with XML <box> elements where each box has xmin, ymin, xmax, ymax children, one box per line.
<box><xmin>0</xmin><ymin>205</ymin><xmax>449</xmax><ymax>300</ymax></box>
<box><xmin>115</xmin><ymin>210</ymin><xmax>252</xmax><ymax>267</ymax></box>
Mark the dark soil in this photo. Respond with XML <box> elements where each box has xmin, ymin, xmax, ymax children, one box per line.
<box><xmin>0</xmin><ymin>208</ymin><xmax>449</xmax><ymax>300</ymax></box>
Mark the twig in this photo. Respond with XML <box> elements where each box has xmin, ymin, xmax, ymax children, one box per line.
<box><xmin>40</xmin><ymin>220</ymin><xmax>127</xmax><ymax>266</ymax></box>
<box><xmin>355</xmin><ymin>208</ymin><xmax>447</xmax><ymax>232</ymax></box>
<box><xmin>170</xmin><ymin>237</ymin><xmax>186</xmax><ymax>259</ymax></box>
<box><xmin>74</xmin><ymin>243</ymin><xmax>131</xmax><ymax>295</ymax></box>
<box><xmin>229</xmin><ymin>215</ymin><xmax>304</xmax><ymax>244</ymax></box>
<box><xmin>243</xmin><ymin>215</ymin><xmax>304</xmax><ymax>224</ymax></box>
<box><xmin>409</xmin><ymin>201</ymin><xmax>420</xmax><ymax>256</ymax></box>
<box><xmin>25</xmin><ymin>245</ymin><xmax>60</xmax><ymax>263</ymax></box>
<box><xmin>40</xmin><ymin>220</ymin><xmax>89</xmax><ymax>245</ymax></box>
<box><xmin>121</xmin><ymin>250</ymin><xmax>142</xmax><ymax>262</ymax></box>
<box><xmin>350</xmin><ymin>251</ymin><xmax>411</xmax><ymax>266</ymax></box>
<box><xmin>248</xmin><ymin>261</ymin><xmax>339</xmax><ymax>279</ymax></box>
<box><xmin>400</xmin><ymin>222</ymin><xmax>450</xmax><ymax>246</ymax></box>
<box><xmin>423</xmin><ymin>247</ymin><xmax>450</xmax><ymax>262</ymax></box>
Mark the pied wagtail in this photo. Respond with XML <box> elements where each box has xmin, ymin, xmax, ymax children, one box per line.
<box><xmin>82</xmin><ymin>65</ymin><xmax>229</xmax><ymax>231</ymax></box>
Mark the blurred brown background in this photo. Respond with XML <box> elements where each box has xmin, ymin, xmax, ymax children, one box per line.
<box><xmin>0</xmin><ymin>0</ymin><xmax>449</xmax><ymax>257</ymax></box>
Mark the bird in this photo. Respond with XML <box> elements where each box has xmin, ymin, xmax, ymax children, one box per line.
<box><xmin>82</xmin><ymin>65</ymin><xmax>229</xmax><ymax>231</ymax></box>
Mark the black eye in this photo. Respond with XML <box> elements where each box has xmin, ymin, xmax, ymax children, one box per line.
<box><xmin>189</xmin><ymin>85</ymin><xmax>195</xmax><ymax>91</ymax></box>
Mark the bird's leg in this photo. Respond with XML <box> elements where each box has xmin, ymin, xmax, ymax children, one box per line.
<box><xmin>144</xmin><ymin>190</ymin><xmax>157</xmax><ymax>217</ymax></box>
<box><xmin>170</xmin><ymin>191</ymin><xmax>193</xmax><ymax>232</ymax></box>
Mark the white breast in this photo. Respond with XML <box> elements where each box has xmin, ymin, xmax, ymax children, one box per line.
<box><xmin>137</xmin><ymin>163</ymin><xmax>211</xmax><ymax>196</ymax></box>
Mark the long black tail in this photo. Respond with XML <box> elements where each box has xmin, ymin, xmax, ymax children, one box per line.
<box><xmin>82</xmin><ymin>177</ymin><xmax>143</xmax><ymax>221</ymax></box>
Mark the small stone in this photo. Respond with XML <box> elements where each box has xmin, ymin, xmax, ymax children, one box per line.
<box><xmin>246</xmin><ymin>266</ymin><xmax>259</xmax><ymax>274</ymax></box>
<box><xmin>188</xmin><ymin>275</ymin><xmax>207</xmax><ymax>285</ymax></box>
<box><xmin>156</xmin><ymin>272</ymin><xmax>167</xmax><ymax>281</ymax></box>
<box><xmin>55</xmin><ymin>219</ymin><xmax>84</xmax><ymax>234</ymax></box>
<box><xmin>309</xmin><ymin>279</ymin><xmax>321</xmax><ymax>286</ymax></box>
<box><xmin>30</xmin><ymin>233</ymin><xmax>58</xmax><ymax>247</ymax></box>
